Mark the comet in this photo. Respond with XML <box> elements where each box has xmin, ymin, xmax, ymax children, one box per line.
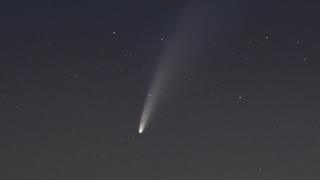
<box><xmin>138</xmin><ymin>51</ymin><xmax>179</xmax><ymax>134</ymax></box>
<box><xmin>138</xmin><ymin>1</ymin><xmax>213</xmax><ymax>134</ymax></box>
<box><xmin>138</xmin><ymin>22</ymin><xmax>184</xmax><ymax>134</ymax></box>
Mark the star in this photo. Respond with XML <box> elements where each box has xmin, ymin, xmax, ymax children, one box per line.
<box><xmin>237</xmin><ymin>96</ymin><xmax>244</xmax><ymax>100</ymax></box>
<box><xmin>15</xmin><ymin>105</ymin><xmax>21</xmax><ymax>111</ymax></box>
<box><xmin>257</xmin><ymin>167</ymin><xmax>263</xmax><ymax>173</ymax></box>
<box><xmin>72</xmin><ymin>74</ymin><xmax>79</xmax><ymax>79</ymax></box>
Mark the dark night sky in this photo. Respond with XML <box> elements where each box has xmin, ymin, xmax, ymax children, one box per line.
<box><xmin>1</xmin><ymin>0</ymin><xmax>320</xmax><ymax>179</ymax></box>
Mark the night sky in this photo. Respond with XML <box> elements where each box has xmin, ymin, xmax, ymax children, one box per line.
<box><xmin>1</xmin><ymin>0</ymin><xmax>320</xmax><ymax>179</ymax></box>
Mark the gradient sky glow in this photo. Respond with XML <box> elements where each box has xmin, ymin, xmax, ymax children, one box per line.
<box><xmin>1</xmin><ymin>0</ymin><xmax>320</xmax><ymax>179</ymax></box>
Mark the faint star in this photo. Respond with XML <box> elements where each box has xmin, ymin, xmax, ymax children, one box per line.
<box><xmin>73</xmin><ymin>74</ymin><xmax>79</xmax><ymax>78</ymax></box>
<box><xmin>161</xmin><ymin>145</ymin><xmax>168</xmax><ymax>150</ymax></box>
<box><xmin>57</xmin><ymin>58</ymin><xmax>63</xmax><ymax>62</ymax></box>
<box><xmin>81</xmin><ymin>105</ymin><xmax>88</xmax><ymax>110</ymax></box>
<box><xmin>1</xmin><ymin>94</ymin><xmax>7</xmax><ymax>99</ymax></box>
<box><xmin>272</xmin><ymin>119</ymin><xmax>280</xmax><ymax>125</ymax></box>
<box><xmin>241</xmin><ymin>57</ymin><xmax>248</xmax><ymax>63</ymax></box>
